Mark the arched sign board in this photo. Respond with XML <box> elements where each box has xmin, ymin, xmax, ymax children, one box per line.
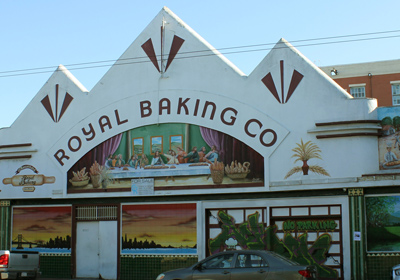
<box><xmin>50</xmin><ymin>92</ymin><xmax>287</xmax><ymax>170</ymax></box>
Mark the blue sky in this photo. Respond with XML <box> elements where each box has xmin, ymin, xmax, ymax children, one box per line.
<box><xmin>1</xmin><ymin>0</ymin><xmax>400</xmax><ymax>128</ymax></box>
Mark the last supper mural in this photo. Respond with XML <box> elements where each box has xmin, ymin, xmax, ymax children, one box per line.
<box><xmin>67</xmin><ymin>123</ymin><xmax>264</xmax><ymax>194</ymax></box>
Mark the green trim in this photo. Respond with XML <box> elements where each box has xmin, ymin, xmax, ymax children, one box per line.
<box><xmin>40</xmin><ymin>255</ymin><xmax>71</xmax><ymax>278</ymax></box>
<box><xmin>120</xmin><ymin>255</ymin><xmax>198</xmax><ymax>280</ymax></box>
<box><xmin>358</xmin><ymin>195</ymin><xmax>366</xmax><ymax>279</ymax></box>
<box><xmin>349</xmin><ymin>194</ymin><xmax>366</xmax><ymax>280</ymax></box>
<box><xmin>0</xmin><ymin>206</ymin><xmax>11</xmax><ymax>250</ymax></box>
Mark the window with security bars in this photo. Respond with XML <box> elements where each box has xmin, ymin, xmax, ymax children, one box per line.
<box><xmin>75</xmin><ymin>205</ymin><xmax>118</xmax><ymax>221</ymax></box>
<box><xmin>270</xmin><ymin>205</ymin><xmax>343</xmax><ymax>279</ymax></box>
<box><xmin>350</xmin><ymin>86</ymin><xmax>365</xmax><ymax>98</ymax></box>
<box><xmin>205</xmin><ymin>208</ymin><xmax>267</xmax><ymax>256</ymax></box>
<box><xmin>392</xmin><ymin>84</ymin><xmax>400</xmax><ymax>105</ymax></box>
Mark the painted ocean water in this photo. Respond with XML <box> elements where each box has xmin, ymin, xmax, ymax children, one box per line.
<box><xmin>12</xmin><ymin>247</ymin><xmax>70</xmax><ymax>253</ymax></box>
<box><xmin>12</xmin><ymin>247</ymin><xmax>196</xmax><ymax>254</ymax></box>
<box><xmin>122</xmin><ymin>248</ymin><xmax>197</xmax><ymax>254</ymax></box>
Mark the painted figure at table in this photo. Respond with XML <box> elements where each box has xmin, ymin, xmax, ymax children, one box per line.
<box><xmin>184</xmin><ymin>146</ymin><xmax>200</xmax><ymax>163</ymax></box>
<box><xmin>198</xmin><ymin>146</ymin><xmax>207</xmax><ymax>162</ymax></box>
<box><xmin>138</xmin><ymin>153</ymin><xmax>149</xmax><ymax>168</ymax></box>
<box><xmin>128</xmin><ymin>154</ymin><xmax>139</xmax><ymax>169</ymax></box>
<box><xmin>151</xmin><ymin>151</ymin><xmax>165</xmax><ymax>166</ymax></box>
<box><xmin>205</xmin><ymin>145</ymin><xmax>219</xmax><ymax>163</ymax></box>
<box><xmin>115</xmin><ymin>154</ymin><xmax>125</xmax><ymax>167</ymax></box>
<box><xmin>105</xmin><ymin>154</ymin><xmax>113</xmax><ymax>168</ymax></box>
<box><xmin>164</xmin><ymin>150</ymin><xmax>180</xmax><ymax>165</ymax></box>
<box><xmin>111</xmin><ymin>155</ymin><xmax>118</xmax><ymax>167</ymax></box>
<box><xmin>176</xmin><ymin>147</ymin><xmax>187</xmax><ymax>163</ymax></box>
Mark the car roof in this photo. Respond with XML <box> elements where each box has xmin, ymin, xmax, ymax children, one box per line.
<box><xmin>211</xmin><ymin>250</ymin><xmax>300</xmax><ymax>265</ymax></box>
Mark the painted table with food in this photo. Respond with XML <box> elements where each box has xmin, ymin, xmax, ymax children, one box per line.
<box><xmin>108</xmin><ymin>163</ymin><xmax>211</xmax><ymax>179</ymax></box>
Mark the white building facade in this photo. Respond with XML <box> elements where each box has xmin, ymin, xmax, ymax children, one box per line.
<box><xmin>0</xmin><ymin>7</ymin><xmax>385</xmax><ymax>280</ymax></box>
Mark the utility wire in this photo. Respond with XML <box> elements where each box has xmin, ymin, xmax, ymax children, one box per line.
<box><xmin>1</xmin><ymin>29</ymin><xmax>400</xmax><ymax>78</ymax></box>
<box><xmin>3</xmin><ymin>28</ymin><xmax>400</xmax><ymax>74</ymax></box>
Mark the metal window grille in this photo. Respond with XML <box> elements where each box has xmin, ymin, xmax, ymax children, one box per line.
<box><xmin>75</xmin><ymin>205</ymin><xmax>118</xmax><ymax>221</ymax></box>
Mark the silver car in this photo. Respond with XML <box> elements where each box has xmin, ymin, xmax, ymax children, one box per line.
<box><xmin>392</xmin><ymin>264</ymin><xmax>400</xmax><ymax>280</ymax></box>
<box><xmin>156</xmin><ymin>250</ymin><xmax>317</xmax><ymax>280</ymax></box>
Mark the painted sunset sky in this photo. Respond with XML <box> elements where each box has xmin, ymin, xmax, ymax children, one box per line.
<box><xmin>122</xmin><ymin>203</ymin><xmax>196</xmax><ymax>248</ymax></box>
<box><xmin>12</xmin><ymin>206</ymin><xmax>71</xmax><ymax>247</ymax></box>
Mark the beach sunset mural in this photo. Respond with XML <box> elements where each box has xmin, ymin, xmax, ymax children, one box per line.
<box><xmin>122</xmin><ymin>203</ymin><xmax>196</xmax><ymax>253</ymax></box>
<box><xmin>12</xmin><ymin>206</ymin><xmax>72</xmax><ymax>252</ymax></box>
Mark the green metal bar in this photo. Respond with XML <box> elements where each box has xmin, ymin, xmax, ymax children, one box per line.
<box><xmin>358</xmin><ymin>195</ymin><xmax>366</xmax><ymax>280</ymax></box>
<box><xmin>6</xmin><ymin>206</ymin><xmax>10</xmax><ymax>250</ymax></box>
<box><xmin>349</xmin><ymin>193</ymin><xmax>366</xmax><ymax>280</ymax></box>
<box><xmin>1</xmin><ymin>207</ymin><xmax>5</xmax><ymax>249</ymax></box>
<box><xmin>0</xmin><ymin>206</ymin><xmax>9</xmax><ymax>250</ymax></box>
<box><xmin>0</xmin><ymin>206</ymin><xmax>11</xmax><ymax>250</ymax></box>
<box><xmin>0</xmin><ymin>207</ymin><xmax>3</xmax><ymax>249</ymax></box>
<box><xmin>350</xmin><ymin>195</ymin><xmax>357</xmax><ymax>280</ymax></box>
<box><xmin>355</xmin><ymin>196</ymin><xmax>360</xmax><ymax>280</ymax></box>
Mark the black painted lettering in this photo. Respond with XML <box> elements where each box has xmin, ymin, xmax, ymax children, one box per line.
<box><xmin>140</xmin><ymin>100</ymin><xmax>152</xmax><ymax>117</ymax></box>
<box><xmin>68</xmin><ymin>136</ymin><xmax>82</xmax><ymax>152</ymax></box>
<box><xmin>221</xmin><ymin>107</ymin><xmax>237</xmax><ymax>126</ymax></box>
<box><xmin>99</xmin><ymin>115</ymin><xmax>112</xmax><ymax>133</ymax></box>
<box><xmin>177</xmin><ymin>98</ymin><xmax>190</xmax><ymax>115</ymax></box>
<box><xmin>115</xmin><ymin>109</ymin><xmax>128</xmax><ymax>125</ymax></box>
<box><xmin>159</xmin><ymin>98</ymin><xmax>171</xmax><ymax>115</ymax></box>
<box><xmin>54</xmin><ymin>149</ymin><xmax>70</xmax><ymax>166</ymax></box>
<box><xmin>201</xmin><ymin>101</ymin><xmax>216</xmax><ymax>120</ymax></box>
<box><xmin>259</xmin><ymin>129</ymin><xmax>277</xmax><ymax>147</ymax></box>
<box><xmin>244</xmin><ymin>119</ymin><xmax>262</xmax><ymax>138</ymax></box>
<box><xmin>82</xmin><ymin>123</ymin><xmax>96</xmax><ymax>141</ymax></box>
<box><xmin>193</xmin><ymin>99</ymin><xmax>200</xmax><ymax>116</ymax></box>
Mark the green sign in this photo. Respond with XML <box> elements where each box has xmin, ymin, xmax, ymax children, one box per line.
<box><xmin>283</xmin><ymin>220</ymin><xmax>337</xmax><ymax>231</ymax></box>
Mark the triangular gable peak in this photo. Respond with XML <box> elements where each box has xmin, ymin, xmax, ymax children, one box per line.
<box><xmin>11</xmin><ymin>65</ymin><xmax>87</xmax><ymax>128</ymax></box>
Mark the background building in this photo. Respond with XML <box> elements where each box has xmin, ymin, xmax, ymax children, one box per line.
<box><xmin>320</xmin><ymin>59</ymin><xmax>400</xmax><ymax>107</ymax></box>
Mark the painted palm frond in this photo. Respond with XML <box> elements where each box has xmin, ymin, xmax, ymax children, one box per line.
<box><xmin>284</xmin><ymin>166</ymin><xmax>302</xmax><ymax>179</ymax></box>
<box><xmin>308</xmin><ymin>165</ymin><xmax>330</xmax><ymax>177</ymax></box>
<box><xmin>285</xmin><ymin>139</ymin><xmax>330</xmax><ymax>179</ymax></box>
<box><xmin>291</xmin><ymin>139</ymin><xmax>322</xmax><ymax>163</ymax></box>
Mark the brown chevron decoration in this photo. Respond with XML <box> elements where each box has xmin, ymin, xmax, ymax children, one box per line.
<box><xmin>141</xmin><ymin>25</ymin><xmax>185</xmax><ymax>73</ymax></box>
<box><xmin>261</xmin><ymin>60</ymin><xmax>304</xmax><ymax>104</ymax></box>
<box><xmin>41</xmin><ymin>84</ymin><xmax>73</xmax><ymax>123</ymax></box>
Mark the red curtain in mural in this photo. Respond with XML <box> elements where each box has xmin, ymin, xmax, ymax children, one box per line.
<box><xmin>200</xmin><ymin>127</ymin><xmax>264</xmax><ymax>179</ymax></box>
<box><xmin>68</xmin><ymin>133</ymin><xmax>122</xmax><ymax>177</ymax></box>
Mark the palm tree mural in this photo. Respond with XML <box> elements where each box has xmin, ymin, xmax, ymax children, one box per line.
<box><xmin>285</xmin><ymin>139</ymin><xmax>330</xmax><ymax>179</ymax></box>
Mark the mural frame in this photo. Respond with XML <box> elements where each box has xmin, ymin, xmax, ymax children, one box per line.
<box><xmin>132</xmin><ymin>137</ymin><xmax>144</xmax><ymax>155</ymax></box>
<box><xmin>121</xmin><ymin>203</ymin><xmax>197</xmax><ymax>254</ymax></box>
<box><xmin>151</xmin><ymin>136</ymin><xmax>163</xmax><ymax>154</ymax></box>
<box><xmin>169</xmin><ymin>135</ymin><xmax>183</xmax><ymax>153</ymax></box>
<box><xmin>11</xmin><ymin>205</ymin><xmax>72</xmax><ymax>253</ymax></box>
<box><xmin>67</xmin><ymin>123</ymin><xmax>265</xmax><ymax>194</ymax></box>
<box><xmin>366</xmin><ymin>195</ymin><xmax>400</xmax><ymax>252</ymax></box>
<box><xmin>378</xmin><ymin>107</ymin><xmax>400</xmax><ymax>170</ymax></box>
